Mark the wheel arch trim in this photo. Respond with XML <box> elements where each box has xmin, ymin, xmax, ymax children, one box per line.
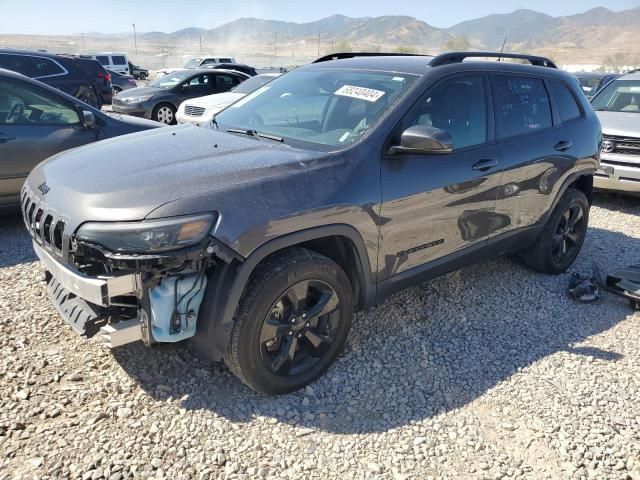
<box><xmin>190</xmin><ymin>224</ymin><xmax>375</xmax><ymax>362</ymax></box>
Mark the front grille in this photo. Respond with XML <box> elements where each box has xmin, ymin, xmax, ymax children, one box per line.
<box><xmin>184</xmin><ymin>105</ymin><xmax>206</xmax><ymax>117</ymax></box>
<box><xmin>21</xmin><ymin>185</ymin><xmax>68</xmax><ymax>258</ymax></box>
<box><xmin>603</xmin><ymin>135</ymin><xmax>640</xmax><ymax>156</ymax></box>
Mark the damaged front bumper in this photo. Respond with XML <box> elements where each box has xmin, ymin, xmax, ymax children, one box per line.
<box><xmin>35</xmin><ymin>237</ymin><xmax>236</xmax><ymax>349</ymax></box>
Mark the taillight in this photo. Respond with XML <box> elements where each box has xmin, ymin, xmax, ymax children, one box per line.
<box><xmin>98</xmin><ymin>72</ymin><xmax>111</xmax><ymax>81</ymax></box>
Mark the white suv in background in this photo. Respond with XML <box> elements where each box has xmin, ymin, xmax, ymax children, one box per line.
<box><xmin>88</xmin><ymin>52</ymin><xmax>130</xmax><ymax>75</ymax></box>
<box><xmin>156</xmin><ymin>56</ymin><xmax>237</xmax><ymax>77</ymax></box>
<box><xmin>591</xmin><ymin>70</ymin><xmax>640</xmax><ymax>194</ymax></box>
<box><xmin>176</xmin><ymin>73</ymin><xmax>279</xmax><ymax>126</ymax></box>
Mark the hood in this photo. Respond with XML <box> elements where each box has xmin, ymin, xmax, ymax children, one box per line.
<box><xmin>117</xmin><ymin>85</ymin><xmax>165</xmax><ymax>98</ymax></box>
<box><xmin>596</xmin><ymin>111</ymin><xmax>640</xmax><ymax>138</ymax></box>
<box><xmin>26</xmin><ymin>125</ymin><xmax>320</xmax><ymax>230</ymax></box>
<box><xmin>104</xmin><ymin>112</ymin><xmax>164</xmax><ymax>129</ymax></box>
<box><xmin>183</xmin><ymin>92</ymin><xmax>244</xmax><ymax>109</ymax></box>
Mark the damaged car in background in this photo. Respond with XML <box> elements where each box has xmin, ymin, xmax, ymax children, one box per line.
<box><xmin>22</xmin><ymin>51</ymin><xmax>600</xmax><ymax>395</ymax></box>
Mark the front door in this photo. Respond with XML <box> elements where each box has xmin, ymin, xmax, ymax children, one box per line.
<box><xmin>0</xmin><ymin>78</ymin><xmax>95</xmax><ymax>208</ymax></box>
<box><xmin>379</xmin><ymin>73</ymin><xmax>502</xmax><ymax>282</ymax></box>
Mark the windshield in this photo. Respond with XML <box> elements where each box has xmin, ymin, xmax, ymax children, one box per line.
<box><xmin>215</xmin><ymin>68</ymin><xmax>418</xmax><ymax>148</ymax></box>
<box><xmin>183</xmin><ymin>58</ymin><xmax>201</xmax><ymax>69</ymax></box>
<box><xmin>148</xmin><ymin>70</ymin><xmax>193</xmax><ymax>89</ymax></box>
<box><xmin>577</xmin><ymin>76</ymin><xmax>602</xmax><ymax>97</ymax></box>
<box><xmin>231</xmin><ymin>75</ymin><xmax>277</xmax><ymax>94</ymax></box>
<box><xmin>591</xmin><ymin>79</ymin><xmax>640</xmax><ymax>113</ymax></box>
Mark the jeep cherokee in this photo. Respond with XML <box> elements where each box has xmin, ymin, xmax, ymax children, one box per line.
<box><xmin>22</xmin><ymin>52</ymin><xmax>601</xmax><ymax>395</ymax></box>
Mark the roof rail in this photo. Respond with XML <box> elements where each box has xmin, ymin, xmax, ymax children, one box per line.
<box><xmin>430</xmin><ymin>51</ymin><xmax>557</xmax><ymax>69</ymax></box>
<box><xmin>313</xmin><ymin>52</ymin><xmax>431</xmax><ymax>63</ymax></box>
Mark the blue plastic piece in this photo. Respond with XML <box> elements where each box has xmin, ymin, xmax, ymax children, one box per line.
<box><xmin>149</xmin><ymin>272</ymin><xmax>207</xmax><ymax>343</ymax></box>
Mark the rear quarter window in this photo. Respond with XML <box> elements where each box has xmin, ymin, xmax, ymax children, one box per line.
<box><xmin>493</xmin><ymin>75</ymin><xmax>552</xmax><ymax>139</ymax></box>
<box><xmin>96</xmin><ymin>56</ymin><xmax>109</xmax><ymax>65</ymax></box>
<box><xmin>549</xmin><ymin>80</ymin><xmax>582</xmax><ymax>123</ymax></box>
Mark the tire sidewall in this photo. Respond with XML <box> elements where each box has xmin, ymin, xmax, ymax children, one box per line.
<box><xmin>236</xmin><ymin>259</ymin><xmax>353</xmax><ymax>395</ymax></box>
<box><xmin>153</xmin><ymin>103</ymin><xmax>176</xmax><ymax>124</ymax></box>
<box><xmin>546</xmin><ymin>189</ymin><xmax>590</xmax><ymax>272</ymax></box>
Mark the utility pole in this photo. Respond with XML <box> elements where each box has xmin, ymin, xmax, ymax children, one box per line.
<box><xmin>274</xmin><ymin>32</ymin><xmax>278</xmax><ymax>59</ymax></box>
<box><xmin>132</xmin><ymin>23</ymin><xmax>138</xmax><ymax>55</ymax></box>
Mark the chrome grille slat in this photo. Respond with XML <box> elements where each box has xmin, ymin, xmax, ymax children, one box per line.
<box><xmin>184</xmin><ymin>105</ymin><xmax>206</xmax><ymax>117</ymax></box>
<box><xmin>20</xmin><ymin>185</ymin><xmax>68</xmax><ymax>258</ymax></box>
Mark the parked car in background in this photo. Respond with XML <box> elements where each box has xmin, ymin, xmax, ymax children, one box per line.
<box><xmin>202</xmin><ymin>63</ymin><xmax>258</xmax><ymax>76</ymax></box>
<box><xmin>129</xmin><ymin>62</ymin><xmax>148</xmax><ymax>80</ymax></box>
<box><xmin>0</xmin><ymin>68</ymin><xmax>161</xmax><ymax>211</ymax></box>
<box><xmin>575</xmin><ymin>72</ymin><xmax>620</xmax><ymax>99</ymax></box>
<box><xmin>88</xmin><ymin>52</ymin><xmax>130</xmax><ymax>76</ymax></box>
<box><xmin>112</xmin><ymin>69</ymin><xmax>248</xmax><ymax>124</ymax></box>
<box><xmin>591</xmin><ymin>70</ymin><xmax>640</xmax><ymax>194</ymax></box>
<box><xmin>0</xmin><ymin>49</ymin><xmax>112</xmax><ymax>108</ymax></box>
<box><xmin>22</xmin><ymin>51</ymin><xmax>600</xmax><ymax>394</ymax></box>
<box><xmin>176</xmin><ymin>73</ymin><xmax>279</xmax><ymax>126</ymax></box>
<box><xmin>156</xmin><ymin>56</ymin><xmax>237</xmax><ymax>77</ymax></box>
<box><xmin>108</xmin><ymin>69</ymin><xmax>138</xmax><ymax>94</ymax></box>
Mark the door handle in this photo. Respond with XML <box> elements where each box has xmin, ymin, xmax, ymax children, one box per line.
<box><xmin>472</xmin><ymin>159</ymin><xmax>498</xmax><ymax>172</ymax></box>
<box><xmin>0</xmin><ymin>133</ymin><xmax>16</xmax><ymax>144</ymax></box>
<box><xmin>554</xmin><ymin>141</ymin><xmax>573</xmax><ymax>152</ymax></box>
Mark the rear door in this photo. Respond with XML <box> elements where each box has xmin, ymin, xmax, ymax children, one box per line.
<box><xmin>379</xmin><ymin>73</ymin><xmax>502</xmax><ymax>280</ymax></box>
<box><xmin>490</xmin><ymin>74</ymin><xmax>579</xmax><ymax>238</ymax></box>
<box><xmin>0</xmin><ymin>77</ymin><xmax>95</xmax><ymax>207</ymax></box>
<box><xmin>111</xmin><ymin>55</ymin><xmax>129</xmax><ymax>75</ymax></box>
<box><xmin>212</xmin><ymin>73</ymin><xmax>243</xmax><ymax>94</ymax></box>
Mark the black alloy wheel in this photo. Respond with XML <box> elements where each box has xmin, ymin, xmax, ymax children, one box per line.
<box><xmin>259</xmin><ymin>279</ymin><xmax>340</xmax><ymax>376</ymax></box>
<box><xmin>551</xmin><ymin>203</ymin><xmax>586</xmax><ymax>265</ymax></box>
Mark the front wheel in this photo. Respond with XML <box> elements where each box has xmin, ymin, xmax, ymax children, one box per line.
<box><xmin>152</xmin><ymin>103</ymin><xmax>176</xmax><ymax>124</ymax></box>
<box><xmin>224</xmin><ymin>248</ymin><xmax>353</xmax><ymax>395</ymax></box>
<box><xmin>521</xmin><ymin>188</ymin><xmax>590</xmax><ymax>274</ymax></box>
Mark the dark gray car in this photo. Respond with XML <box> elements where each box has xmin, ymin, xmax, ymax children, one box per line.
<box><xmin>0</xmin><ymin>68</ymin><xmax>161</xmax><ymax>211</ymax></box>
<box><xmin>22</xmin><ymin>52</ymin><xmax>600</xmax><ymax>395</ymax></box>
<box><xmin>112</xmin><ymin>69</ymin><xmax>249</xmax><ymax>124</ymax></box>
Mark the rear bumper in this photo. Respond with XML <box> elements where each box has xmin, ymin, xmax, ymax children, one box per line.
<box><xmin>594</xmin><ymin>153</ymin><xmax>640</xmax><ymax>193</ymax></box>
<box><xmin>33</xmin><ymin>242</ymin><xmax>140</xmax><ymax>307</ymax></box>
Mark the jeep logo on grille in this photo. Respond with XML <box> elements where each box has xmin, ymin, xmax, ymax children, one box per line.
<box><xmin>601</xmin><ymin>140</ymin><xmax>615</xmax><ymax>153</ymax></box>
<box><xmin>37</xmin><ymin>182</ymin><xmax>50</xmax><ymax>195</ymax></box>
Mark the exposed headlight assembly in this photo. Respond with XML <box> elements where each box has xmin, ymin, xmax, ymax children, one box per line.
<box><xmin>124</xmin><ymin>95</ymin><xmax>152</xmax><ymax>103</ymax></box>
<box><xmin>76</xmin><ymin>214</ymin><xmax>216</xmax><ymax>253</ymax></box>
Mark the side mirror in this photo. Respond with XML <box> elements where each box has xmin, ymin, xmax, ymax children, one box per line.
<box><xmin>80</xmin><ymin>110</ymin><xmax>96</xmax><ymax>129</ymax></box>
<box><xmin>389</xmin><ymin>125</ymin><xmax>453</xmax><ymax>155</ymax></box>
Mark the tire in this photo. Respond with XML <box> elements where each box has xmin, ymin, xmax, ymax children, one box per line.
<box><xmin>224</xmin><ymin>248</ymin><xmax>354</xmax><ymax>395</ymax></box>
<box><xmin>152</xmin><ymin>103</ymin><xmax>176</xmax><ymax>124</ymax></box>
<box><xmin>139</xmin><ymin>72</ymin><xmax>147</xmax><ymax>80</ymax></box>
<box><xmin>151</xmin><ymin>103</ymin><xmax>176</xmax><ymax>125</ymax></box>
<box><xmin>521</xmin><ymin>188</ymin><xmax>590</xmax><ymax>274</ymax></box>
<box><xmin>78</xmin><ymin>87</ymin><xmax>101</xmax><ymax>110</ymax></box>
<box><xmin>112</xmin><ymin>86</ymin><xmax>122</xmax><ymax>95</ymax></box>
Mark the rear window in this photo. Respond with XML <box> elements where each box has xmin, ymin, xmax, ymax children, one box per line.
<box><xmin>493</xmin><ymin>75</ymin><xmax>552</xmax><ymax>139</ymax></box>
<box><xmin>96</xmin><ymin>56</ymin><xmax>109</xmax><ymax>66</ymax></box>
<box><xmin>549</xmin><ymin>80</ymin><xmax>581</xmax><ymax>123</ymax></box>
<box><xmin>0</xmin><ymin>54</ymin><xmax>64</xmax><ymax>78</ymax></box>
<box><xmin>112</xmin><ymin>56</ymin><xmax>127</xmax><ymax>65</ymax></box>
<box><xmin>219</xmin><ymin>58</ymin><xmax>233</xmax><ymax>64</ymax></box>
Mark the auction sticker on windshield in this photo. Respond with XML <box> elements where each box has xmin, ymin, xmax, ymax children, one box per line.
<box><xmin>335</xmin><ymin>85</ymin><xmax>385</xmax><ymax>102</ymax></box>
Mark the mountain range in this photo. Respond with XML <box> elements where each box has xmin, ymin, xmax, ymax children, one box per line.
<box><xmin>134</xmin><ymin>7</ymin><xmax>640</xmax><ymax>57</ymax></box>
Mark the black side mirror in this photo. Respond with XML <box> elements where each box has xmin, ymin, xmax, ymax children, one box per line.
<box><xmin>80</xmin><ymin>110</ymin><xmax>96</xmax><ymax>129</ymax></box>
<box><xmin>389</xmin><ymin>125</ymin><xmax>453</xmax><ymax>155</ymax></box>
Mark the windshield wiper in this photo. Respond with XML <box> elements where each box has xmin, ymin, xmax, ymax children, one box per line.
<box><xmin>226</xmin><ymin>128</ymin><xmax>284</xmax><ymax>143</ymax></box>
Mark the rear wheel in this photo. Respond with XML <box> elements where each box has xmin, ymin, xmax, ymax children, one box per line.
<box><xmin>522</xmin><ymin>188</ymin><xmax>589</xmax><ymax>274</ymax></box>
<box><xmin>139</xmin><ymin>72</ymin><xmax>147</xmax><ymax>80</ymax></box>
<box><xmin>224</xmin><ymin>248</ymin><xmax>353</xmax><ymax>395</ymax></box>
<box><xmin>152</xmin><ymin>103</ymin><xmax>176</xmax><ymax>124</ymax></box>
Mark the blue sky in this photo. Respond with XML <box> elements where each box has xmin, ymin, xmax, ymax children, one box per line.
<box><xmin>0</xmin><ymin>0</ymin><xmax>638</xmax><ymax>34</ymax></box>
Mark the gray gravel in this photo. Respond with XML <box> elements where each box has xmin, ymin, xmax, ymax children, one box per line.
<box><xmin>1</xmin><ymin>194</ymin><xmax>639</xmax><ymax>480</ymax></box>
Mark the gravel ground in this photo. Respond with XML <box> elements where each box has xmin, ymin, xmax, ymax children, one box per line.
<box><xmin>1</xmin><ymin>193</ymin><xmax>639</xmax><ymax>480</ymax></box>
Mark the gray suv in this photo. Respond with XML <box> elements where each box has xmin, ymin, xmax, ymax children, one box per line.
<box><xmin>591</xmin><ymin>70</ymin><xmax>640</xmax><ymax>194</ymax></box>
<box><xmin>21</xmin><ymin>52</ymin><xmax>601</xmax><ymax>394</ymax></box>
